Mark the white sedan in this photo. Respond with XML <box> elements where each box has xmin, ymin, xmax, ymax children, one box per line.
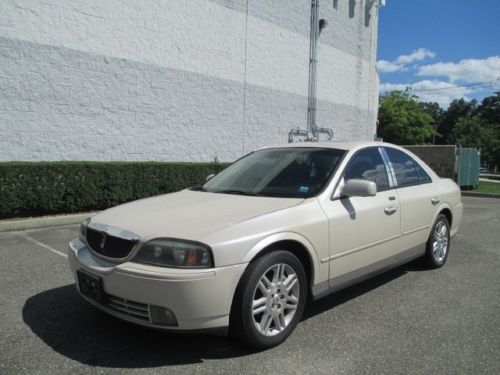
<box><xmin>68</xmin><ymin>141</ymin><xmax>463</xmax><ymax>349</ymax></box>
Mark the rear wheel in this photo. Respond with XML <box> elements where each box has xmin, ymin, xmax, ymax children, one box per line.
<box><xmin>423</xmin><ymin>214</ymin><xmax>450</xmax><ymax>268</ymax></box>
<box><xmin>229</xmin><ymin>251</ymin><xmax>307</xmax><ymax>349</ymax></box>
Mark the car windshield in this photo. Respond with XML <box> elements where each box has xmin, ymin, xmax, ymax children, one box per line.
<box><xmin>201</xmin><ymin>147</ymin><xmax>346</xmax><ymax>198</ymax></box>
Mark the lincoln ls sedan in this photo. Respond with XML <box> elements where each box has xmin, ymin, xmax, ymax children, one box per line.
<box><xmin>68</xmin><ymin>141</ymin><xmax>463</xmax><ymax>349</ymax></box>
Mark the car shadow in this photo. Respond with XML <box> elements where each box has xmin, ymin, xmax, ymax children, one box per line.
<box><xmin>22</xmin><ymin>285</ymin><xmax>254</xmax><ymax>368</ymax></box>
<box><xmin>22</xmin><ymin>260</ymin><xmax>427</xmax><ymax>368</ymax></box>
<box><xmin>303</xmin><ymin>260</ymin><xmax>426</xmax><ymax>320</ymax></box>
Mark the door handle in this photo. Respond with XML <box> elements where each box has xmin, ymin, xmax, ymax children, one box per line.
<box><xmin>384</xmin><ymin>206</ymin><xmax>397</xmax><ymax>215</ymax></box>
<box><xmin>431</xmin><ymin>197</ymin><xmax>440</xmax><ymax>205</ymax></box>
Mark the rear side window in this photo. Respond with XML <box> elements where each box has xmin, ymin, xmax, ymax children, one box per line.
<box><xmin>415</xmin><ymin>163</ymin><xmax>432</xmax><ymax>184</ymax></box>
<box><xmin>343</xmin><ymin>147</ymin><xmax>390</xmax><ymax>191</ymax></box>
<box><xmin>385</xmin><ymin>148</ymin><xmax>432</xmax><ymax>187</ymax></box>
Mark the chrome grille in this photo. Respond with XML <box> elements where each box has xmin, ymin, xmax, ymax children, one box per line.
<box><xmin>86</xmin><ymin>227</ymin><xmax>136</xmax><ymax>259</ymax></box>
<box><xmin>106</xmin><ymin>295</ymin><xmax>151</xmax><ymax>322</ymax></box>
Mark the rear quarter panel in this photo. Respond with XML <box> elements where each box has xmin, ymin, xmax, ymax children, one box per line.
<box><xmin>435</xmin><ymin>178</ymin><xmax>463</xmax><ymax>237</ymax></box>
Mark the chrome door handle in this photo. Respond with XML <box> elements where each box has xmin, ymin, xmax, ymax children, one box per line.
<box><xmin>384</xmin><ymin>206</ymin><xmax>397</xmax><ymax>215</ymax></box>
<box><xmin>431</xmin><ymin>197</ymin><xmax>440</xmax><ymax>205</ymax></box>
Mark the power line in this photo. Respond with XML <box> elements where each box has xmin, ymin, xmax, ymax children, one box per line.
<box><xmin>386</xmin><ymin>77</ymin><xmax>500</xmax><ymax>95</ymax></box>
<box><xmin>418</xmin><ymin>82</ymin><xmax>500</xmax><ymax>95</ymax></box>
<box><xmin>409</xmin><ymin>78</ymin><xmax>500</xmax><ymax>94</ymax></box>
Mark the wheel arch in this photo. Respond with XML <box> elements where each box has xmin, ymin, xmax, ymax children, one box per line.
<box><xmin>439</xmin><ymin>207</ymin><xmax>453</xmax><ymax>227</ymax></box>
<box><xmin>229</xmin><ymin>234</ymin><xmax>315</xmax><ymax>347</ymax></box>
<box><xmin>242</xmin><ymin>232</ymin><xmax>320</xmax><ymax>290</ymax></box>
<box><xmin>426</xmin><ymin>204</ymin><xmax>453</xmax><ymax>240</ymax></box>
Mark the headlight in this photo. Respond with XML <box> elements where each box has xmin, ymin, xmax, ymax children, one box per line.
<box><xmin>133</xmin><ymin>238</ymin><xmax>214</xmax><ymax>268</ymax></box>
<box><xmin>79</xmin><ymin>218</ymin><xmax>90</xmax><ymax>243</ymax></box>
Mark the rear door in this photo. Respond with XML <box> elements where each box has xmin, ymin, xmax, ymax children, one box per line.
<box><xmin>383</xmin><ymin>147</ymin><xmax>438</xmax><ymax>251</ymax></box>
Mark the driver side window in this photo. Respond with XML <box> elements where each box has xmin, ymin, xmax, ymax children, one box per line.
<box><xmin>343</xmin><ymin>148</ymin><xmax>390</xmax><ymax>191</ymax></box>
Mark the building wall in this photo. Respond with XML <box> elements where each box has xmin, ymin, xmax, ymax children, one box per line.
<box><xmin>0</xmin><ymin>0</ymin><xmax>380</xmax><ymax>161</ymax></box>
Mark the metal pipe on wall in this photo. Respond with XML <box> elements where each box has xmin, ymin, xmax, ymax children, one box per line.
<box><xmin>289</xmin><ymin>0</ymin><xmax>333</xmax><ymax>143</ymax></box>
<box><xmin>307</xmin><ymin>0</ymin><xmax>320</xmax><ymax>139</ymax></box>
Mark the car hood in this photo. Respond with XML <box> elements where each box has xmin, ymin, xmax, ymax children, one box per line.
<box><xmin>90</xmin><ymin>189</ymin><xmax>304</xmax><ymax>242</ymax></box>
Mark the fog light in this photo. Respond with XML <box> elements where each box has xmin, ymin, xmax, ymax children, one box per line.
<box><xmin>150</xmin><ymin>306</ymin><xmax>178</xmax><ymax>326</ymax></box>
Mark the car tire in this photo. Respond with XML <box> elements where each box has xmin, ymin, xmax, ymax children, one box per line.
<box><xmin>423</xmin><ymin>214</ymin><xmax>450</xmax><ymax>268</ymax></box>
<box><xmin>229</xmin><ymin>250</ymin><xmax>307</xmax><ymax>349</ymax></box>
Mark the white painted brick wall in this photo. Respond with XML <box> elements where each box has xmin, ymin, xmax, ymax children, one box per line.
<box><xmin>0</xmin><ymin>0</ymin><xmax>379</xmax><ymax>161</ymax></box>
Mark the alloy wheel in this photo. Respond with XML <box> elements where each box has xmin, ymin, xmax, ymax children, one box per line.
<box><xmin>251</xmin><ymin>263</ymin><xmax>300</xmax><ymax>337</ymax></box>
<box><xmin>432</xmin><ymin>220</ymin><xmax>449</xmax><ymax>263</ymax></box>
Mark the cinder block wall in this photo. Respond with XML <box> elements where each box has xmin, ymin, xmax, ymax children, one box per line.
<box><xmin>0</xmin><ymin>0</ymin><xmax>380</xmax><ymax>161</ymax></box>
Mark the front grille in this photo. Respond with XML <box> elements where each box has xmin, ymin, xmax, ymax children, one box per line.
<box><xmin>86</xmin><ymin>227</ymin><xmax>136</xmax><ymax>259</ymax></box>
<box><xmin>106</xmin><ymin>295</ymin><xmax>151</xmax><ymax>322</ymax></box>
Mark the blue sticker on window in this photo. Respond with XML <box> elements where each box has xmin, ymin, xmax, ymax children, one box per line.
<box><xmin>298</xmin><ymin>186</ymin><xmax>309</xmax><ymax>193</ymax></box>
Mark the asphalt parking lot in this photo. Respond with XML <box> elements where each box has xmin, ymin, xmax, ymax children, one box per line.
<box><xmin>1</xmin><ymin>196</ymin><xmax>499</xmax><ymax>374</ymax></box>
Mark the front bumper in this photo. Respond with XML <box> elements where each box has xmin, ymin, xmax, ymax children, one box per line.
<box><xmin>68</xmin><ymin>238</ymin><xmax>247</xmax><ymax>331</ymax></box>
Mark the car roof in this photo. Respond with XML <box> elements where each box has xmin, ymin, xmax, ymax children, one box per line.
<box><xmin>258</xmin><ymin>141</ymin><xmax>395</xmax><ymax>152</ymax></box>
<box><xmin>258</xmin><ymin>140</ymin><xmax>440</xmax><ymax>181</ymax></box>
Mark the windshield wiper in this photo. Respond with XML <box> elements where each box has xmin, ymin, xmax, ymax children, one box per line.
<box><xmin>213</xmin><ymin>189</ymin><xmax>259</xmax><ymax>196</ymax></box>
<box><xmin>190</xmin><ymin>186</ymin><xmax>207</xmax><ymax>192</ymax></box>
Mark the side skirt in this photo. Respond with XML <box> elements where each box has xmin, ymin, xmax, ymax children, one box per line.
<box><xmin>311</xmin><ymin>244</ymin><xmax>426</xmax><ymax>300</ymax></box>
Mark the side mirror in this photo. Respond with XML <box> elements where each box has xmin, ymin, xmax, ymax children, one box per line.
<box><xmin>341</xmin><ymin>179</ymin><xmax>377</xmax><ymax>197</ymax></box>
<box><xmin>206</xmin><ymin>174</ymin><xmax>215</xmax><ymax>182</ymax></box>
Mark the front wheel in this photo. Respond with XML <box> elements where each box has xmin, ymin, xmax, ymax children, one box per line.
<box><xmin>423</xmin><ymin>214</ymin><xmax>450</xmax><ymax>268</ymax></box>
<box><xmin>229</xmin><ymin>251</ymin><xmax>307</xmax><ymax>349</ymax></box>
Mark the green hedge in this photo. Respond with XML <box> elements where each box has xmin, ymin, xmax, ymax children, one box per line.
<box><xmin>0</xmin><ymin>162</ymin><xmax>227</xmax><ymax>219</ymax></box>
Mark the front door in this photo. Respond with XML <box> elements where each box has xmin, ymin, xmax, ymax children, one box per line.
<box><xmin>319</xmin><ymin>147</ymin><xmax>401</xmax><ymax>288</ymax></box>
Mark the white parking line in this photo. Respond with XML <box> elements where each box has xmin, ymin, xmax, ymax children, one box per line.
<box><xmin>24</xmin><ymin>234</ymin><xmax>67</xmax><ymax>258</ymax></box>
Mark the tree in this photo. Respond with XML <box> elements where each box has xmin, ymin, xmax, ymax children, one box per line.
<box><xmin>377</xmin><ymin>91</ymin><xmax>499</xmax><ymax>170</ymax></box>
<box><xmin>437</xmin><ymin>98</ymin><xmax>477</xmax><ymax>144</ymax></box>
<box><xmin>476</xmin><ymin>92</ymin><xmax>500</xmax><ymax>169</ymax></box>
<box><xmin>453</xmin><ymin>115</ymin><xmax>492</xmax><ymax>149</ymax></box>
<box><xmin>419</xmin><ymin>101</ymin><xmax>444</xmax><ymax>144</ymax></box>
<box><xmin>378</xmin><ymin>91</ymin><xmax>436</xmax><ymax>145</ymax></box>
<box><xmin>419</xmin><ymin>101</ymin><xmax>444</xmax><ymax>124</ymax></box>
<box><xmin>453</xmin><ymin>115</ymin><xmax>498</xmax><ymax>168</ymax></box>
<box><xmin>477</xmin><ymin>92</ymin><xmax>500</xmax><ymax>124</ymax></box>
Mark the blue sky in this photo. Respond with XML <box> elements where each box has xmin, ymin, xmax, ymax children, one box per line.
<box><xmin>377</xmin><ymin>0</ymin><xmax>500</xmax><ymax>108</ymax></box>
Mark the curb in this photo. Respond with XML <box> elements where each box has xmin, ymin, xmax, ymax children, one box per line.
<box><xmin>0</xmin><ymin>212</ymin><xmax>98</xmax><ymax>233</ymax></box>
<box><xmin>461</xmin><ymin>192</ymin><xmax>500</xmax><ymax>199</ymax></box>
<box><xmin>479</xmin><ymin>178</ymin><xmax>500</xmax><ymax>184</ymax></box>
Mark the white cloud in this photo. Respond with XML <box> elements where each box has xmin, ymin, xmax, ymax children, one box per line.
<box><xmin>377</xmin><ymin>48</ymin><xmax>435</xmax><ymax>73</ymax></box>
<box><xmin>394</xmin><ymin>48</ymin><xmax>436</xmax><ymax>65</ymax></box>
<box><xmin>417</xmin><ymin>56</ymin><xmax>500</xmax><ymax>83</ymax></box>
<box><xmin>379</xmin><ymin>82</ymin><xmax>410</xmax><ymax>92</ymax></box>
<box><xmin>380</xmin><ymin>80</ymin><xmax>475</xmax><ymax>108</ymax></box>
<box><xmin>376</xmin><ymin>60</ymin><xmax>404</xmax><ymax>73</ymax></box>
